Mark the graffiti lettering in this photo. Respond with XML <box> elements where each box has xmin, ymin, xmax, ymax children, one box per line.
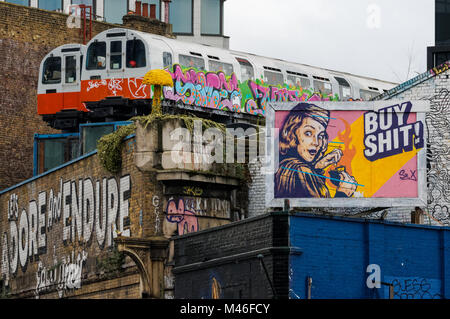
<box><xmin>399</xmin><ymin>169</ymin><xmax>417</xmax><ymax>181</ymax></box>
<box><xmin>163</xmin><ymin>64</ymin><xmax>338</xmax><ymax>117</ymax></box>
<box><xmin>391</xmin><ymin>278</ymin><xmax>442</xmax><ymax>299</ymax></box>
<box><xmin>1</xmin><ymin>175</ymin><xmax>131</xmax><ymax>286</ymax></box>
<box><xmin>165</xmin><ymin>198</ymin><xmax>199</xmax><ymax>235</ymax></box>
<box><xmin>364</xmin><ymin>101</ymin><xmax>424</xmax><ymax>161</ymax></box>
<box><xmin>35</xmin><ymin>249</ymin><xmax>88</xmax><ymax>298</ymax></box>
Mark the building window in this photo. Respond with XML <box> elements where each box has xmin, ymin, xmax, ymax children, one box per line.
<box><xmin>71</xmin><ymin>0</ymin><xmax>93</xmax><ymax>6</ymax></box>
<box><xmin>170</xmin><ymin>0</ymin><xmax>193</xmax><ymax>34</ymax></box>
<box><xmin>38</xmin><ymin>0</ymin><xmax>62</xmax><ymax>11</ymax></box>
<box><xmin>5</xmin><ymin>0</ymin><xmax>29</xmax><ymax>6</ymax></box>
<box><xmin>42</xmin><ymin>57</ymin><xmax>61</xmax><ymax>84</ymax></box>
<box><xmin>201</xmin><ymin>0</ymin><xmax>221</xmax><ymax>35</ymax></box>
<box><xmin>104</xmin><ymin>0</ymin><xmax>128</xmax><ymax>24</ymax></box>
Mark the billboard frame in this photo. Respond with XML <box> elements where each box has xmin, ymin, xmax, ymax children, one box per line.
<box><xmin>264</xmin><ymin>100</ymin><xmax>429</xmax><ymax>208</ymax></box>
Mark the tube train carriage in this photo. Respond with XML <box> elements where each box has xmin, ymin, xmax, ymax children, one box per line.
<box><xmin>37</xmin><ymin>28</ymin><xmax>397</xmax><ymax>131</ymax></box>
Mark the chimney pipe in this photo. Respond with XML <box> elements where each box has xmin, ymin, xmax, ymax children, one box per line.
<box><xmin>142</xmin><ymin>3</ymin><xmax>149</xmax><ymax>17</ymax></box>
<box><xmin>150</xmin><ymin>4</ymin><xmax>156</xmax><ymax>19</ymax></box>
<box><xmin>135</xmin><ymin>1</ymin><xmax>142</xmax><ymax>16</ymax></box>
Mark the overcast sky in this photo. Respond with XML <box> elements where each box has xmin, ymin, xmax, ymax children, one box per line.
<box><xmin>223</xmin><ymin>0</ymin><xmax>434</xmax><ymax>84</ymax></box>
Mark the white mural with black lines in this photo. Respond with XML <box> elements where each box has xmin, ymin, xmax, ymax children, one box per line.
<box><xmin>1</xmin><ymin>175</ymin><xmax>131</xmax><ymax>291</ymax></box>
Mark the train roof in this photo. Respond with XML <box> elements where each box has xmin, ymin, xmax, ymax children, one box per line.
<box><xmin>87</xmin><ymin>28</ymin><xmax>398</xmax><ymax>87</ymax></box>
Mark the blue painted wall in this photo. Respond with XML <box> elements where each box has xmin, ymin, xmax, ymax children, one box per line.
<box><xmin>289</xmin><ymin>213</ymin><xmax>450</xmax><ymax>299</ymax></box>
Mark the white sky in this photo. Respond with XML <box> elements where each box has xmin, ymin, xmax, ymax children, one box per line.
<box><xmin>223</xmin><ymin>0</ymin><xmax>435</xmax><ymax>84</ymax></box>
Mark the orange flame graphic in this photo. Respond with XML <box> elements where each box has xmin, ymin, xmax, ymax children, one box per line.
<box><xmin>325</xmin><ymin>118</ymin><xmax>356</xmax><ymax>188</ymax></box>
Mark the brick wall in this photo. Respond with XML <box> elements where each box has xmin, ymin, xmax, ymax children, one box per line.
<box><xmin>0</xmin><ymin>2</ymin><xmax>171</xmax><ymax>190</ymax></box>
<box><xmin>173</xmin><ymin>212</ymin><xmax>290</xmax><ymax>299</ymax></box>
<box><xmin>0</xmin><ymin>138</ymin><xmax>162</xmax><ymax>298</ymax></box>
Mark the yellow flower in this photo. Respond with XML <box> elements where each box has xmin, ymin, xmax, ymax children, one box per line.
<box><xmin>142</xmin><ymin>69</ymin><xmax>173</xmax><ymax>87</ymax></box>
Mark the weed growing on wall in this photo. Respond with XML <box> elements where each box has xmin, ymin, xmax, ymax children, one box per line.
<box><xmin>96</xmin><ymin>248</ymin><xmax>126</xmax><ymax>280</ymax></box>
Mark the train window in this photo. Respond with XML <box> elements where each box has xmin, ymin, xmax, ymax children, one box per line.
<box><xmin>42</xmin><ymin>57</ymin><xmax>61</xmax><ymax>84</ymax></box>
<box><xmin>65</xmin><ymin>56</ymin><xmax>77</xmax><ymax>84</ymax></box>
<box><xmin>334</xmin><ymin>76</ymin><xmax>352</xmax><ymax>99</ymax></box>
<box><xmin>313</xmin><ymin>80</ymin><xmax>333</xmax><ymax>96</ymax></box>
<box><xmin>209</xmin><ymin>60</ymin><xmax>234</xmax><ymax>76</ymax></box>
<box><xmin>126</xmin><ymin>39</ymin><xmax>146</xmax><ymax>68</ymax></box>
<box><xmin>86</xmin><ymin>42</ymin><xmax>106</xmax><ymax>70</ymax></box>
<box><xmin>264</xmin><ymin>70</ymin><xmax>284</xmax><ymax>86</ymax></box>
<box><xmin>360</xmin><ymin>89</ymin><xmax>379</xmax><ymax>100</ymax></box>
<box><xmin>236</xmin><ymin>58</ymin><xmax>254</xmax><ymax>82</ymax></box>
<box><xmin>179</xmin><ymin>54</ymin><xmax>205</xmax><ymax>70</ymax></box>
<box><xmin>110</xmin><ymin>41</ymin><xmax>122</xmax><ymax>70</ymax></box>
<box><xmin>287</xmin><ymin>75</ymin><xmax>310</xmax><ymax>89</ymax></box>
<box><xmin>163</xmin><ymin>52</ymin><xmax>173</xmax><ymax>68</ymax></box>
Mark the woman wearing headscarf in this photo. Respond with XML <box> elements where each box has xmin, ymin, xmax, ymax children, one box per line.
<box><xmin>274</xmin><ymin>102</ymin><xmax>357</xmax><ymax>198</ymax></box>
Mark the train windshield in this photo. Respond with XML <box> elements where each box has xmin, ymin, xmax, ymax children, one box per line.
<box><xmin>86</xmin><ymin>42</ymin><xmax>106</xmax><ymax>70</ymax></box>
<box><xmin>126</xmin><ymin>39</ymin><xmax>146</xmax><ymax>68</ymax></box>
<box><xmin>42</xmin><ymin>57</ymin><xmax>62</xmax><ymax>84</ymax></box>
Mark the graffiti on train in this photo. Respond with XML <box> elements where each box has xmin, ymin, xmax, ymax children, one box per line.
<box><xmin>163</xmin><ymin>64</ymin><xmax>339</xmax><ymax>116</ymax></box>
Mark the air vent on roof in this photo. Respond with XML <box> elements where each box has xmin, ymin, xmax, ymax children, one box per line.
<box><xmin>313</xmin><ymin>76</ymin><xmax>330</xmax><ymax>81</ymax></box>
<box><xmin>287</xmin><ymin>70</ymin><xmax>308</xmax><ymax>78</ymax></box>
<box><xmin>189</xmin><ymin>51</ymin><xmax>202</xmax><ymax>57</ymax></box>
<box><xmin>207</xmin><ymin>55</ymin><xmax>220</xmax><ymax>60</ymax></box>
<box><xmin>368</xmin><ymin>86</ymin><xmax>379</xmax><ymax>91</ymax></box>
<box><xmin>263</xmin><ymin>66</ymin><xmax>282</xmax><ymax>72</ymax></box>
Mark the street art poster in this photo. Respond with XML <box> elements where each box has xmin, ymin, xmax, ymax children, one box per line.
<box><xmin>265</xmin><ymin>100</ymin><xmax>429</xmax><ymax>207</ymax></box>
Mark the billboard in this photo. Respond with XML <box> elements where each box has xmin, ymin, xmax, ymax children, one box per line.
<box><xmin>265</xmin><ymin>100</ymin><xmax>429</xmax><ymax>208</ymax></box>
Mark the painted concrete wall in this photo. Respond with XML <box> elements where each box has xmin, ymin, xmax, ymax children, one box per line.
<box><xmin>289</xmin><ymin>213</ymin><xmax>450</xmax><ymax>299</ymax></box>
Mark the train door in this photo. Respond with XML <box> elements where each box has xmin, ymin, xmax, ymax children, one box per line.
<box><xmin>62</xmin><ymin>52</ymin><xmax>81</xmax><ymax>110</ymax></box>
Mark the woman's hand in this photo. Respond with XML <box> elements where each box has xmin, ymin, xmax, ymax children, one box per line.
<box><xmin>337</xmin><ymin>171</ymin><xmax>357</xmax><ymax>197</ymax></box>
<box><xmin>315</xmin><ymin>149</ymin><xmax>343</xmax><ymax>170</ymax></box>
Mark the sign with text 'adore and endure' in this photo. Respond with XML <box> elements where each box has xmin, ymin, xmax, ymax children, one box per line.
<box><xmin>265</xmin><ymin>100</ymin><xmax>429</xmax><ymax>208</ymax></box>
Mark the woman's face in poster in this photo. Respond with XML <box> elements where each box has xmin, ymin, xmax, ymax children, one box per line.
<box><xmin>294</xmin><ymin>117</ymin><xmax>327</xmax><ymax>163</ymax></box>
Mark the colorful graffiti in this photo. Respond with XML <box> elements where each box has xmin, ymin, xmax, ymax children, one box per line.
<box><xmin>163</xmin><ymin>64</ymin><xmax>339</xmax><ymax>117</ymax></box>
<box><xmin>273</xmin><ymin>101</ymin><xmax>425</xmax><ymax>199</ymax></box>
<box><xmin>165</xmin><ymin>198</ymin><xmax>199</xmax><ymax>235</ymax></box>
